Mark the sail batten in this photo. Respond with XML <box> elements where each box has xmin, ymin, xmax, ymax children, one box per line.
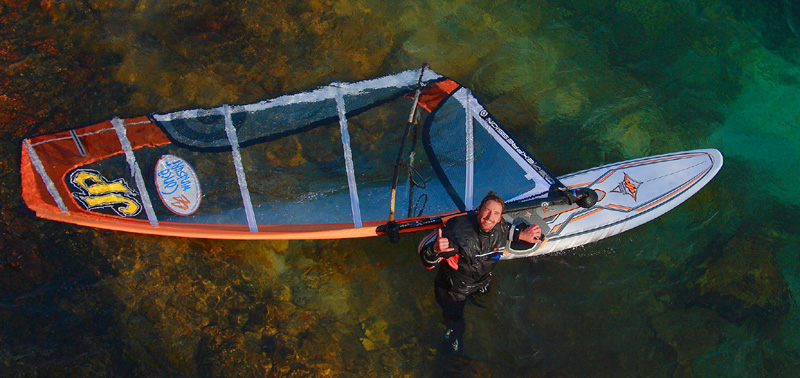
<box><xmin>112</xmin><ymin>117</ymin><xmax>159</xmax><ymax>227</ymax></box>
<box><xmin>223</xmin><ymin>105</ymin><xmax>258</xmax><ymax>232</ymax></box>
<box><xmin>23</xmin><ymin>139</ymin><xmax>69</xmax><ymax>214</ymax></box>
<box><xmin>460</xmin><ymin>89</ymin><xmax>475</xmax><ymax>210</ymax></box>
<box><xmin>335</xmin><ymin>88</ymin><xmax>363</xmax><ymax>228</ymax></box>
<box><xmin>69</xmin><ymin>129</ymin><xmax>87</xmax><ymax>157</ymax></box>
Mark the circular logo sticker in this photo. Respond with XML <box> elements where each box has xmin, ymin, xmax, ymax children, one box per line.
<box><xmin>155</xmin><ymin>154</ymin><xmax>202</xmax><ymax>216</ymax></box>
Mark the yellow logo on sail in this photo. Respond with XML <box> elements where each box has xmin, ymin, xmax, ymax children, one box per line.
<box><xmin>69</xmin><ymin>169</ymin><xmax>141</xmax><ymax>217</ymax></box>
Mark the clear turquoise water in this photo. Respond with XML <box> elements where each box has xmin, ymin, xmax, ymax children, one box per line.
<box><xmin>1</xmin><ymin>0</ymin><xmax>799</xmax><ymax>376</ymax></box>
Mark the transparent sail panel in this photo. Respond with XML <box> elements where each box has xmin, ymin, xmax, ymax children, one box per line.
<box><xmin>424</xmin><ymin>88</ymin><xmax>554</xmax><ymax>211</ymax></box>
<box><xmin>240</xmin><ymin>121</ymin><xmax>353</xmax><ymax>225</ymax></box>
<box><xmin>145</xmin><ymin>69</ymin><xmax>451</xmax><ymax>227</ymax></box>
<box><xmin>153</xmin><ymin>69</ymin><xmax>445</xmax><ymax>151</ymax></box>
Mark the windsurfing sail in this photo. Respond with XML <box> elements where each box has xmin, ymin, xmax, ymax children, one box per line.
<box><xmin>21</xmin><ymin>67</ymin><xmax>560</xmax><ymax>240</ymax></box>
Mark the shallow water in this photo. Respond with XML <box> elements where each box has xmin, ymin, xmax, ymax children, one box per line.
<box><xmin>2</xmin><ymin>0</ymin><xmax>800</xmax><ymax>377</ymax></box>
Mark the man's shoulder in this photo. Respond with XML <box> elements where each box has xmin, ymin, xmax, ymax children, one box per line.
<box><xmin>441</xmin><ymin>214</ymin><xmax>475</xmax><ymax>245</ymax></box>
<box><xmin>444</xmin><ymin>212</ymin><xmax>475</xmax><ymax>230</ymax></box>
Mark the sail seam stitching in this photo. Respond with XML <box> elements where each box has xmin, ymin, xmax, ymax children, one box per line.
<box><xmin>69</xmin><ymin>130</ymin><xmax>86</xmax><ymax>157</ymax></box>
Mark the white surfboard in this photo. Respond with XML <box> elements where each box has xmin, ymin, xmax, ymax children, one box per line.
<box><xmin>502</xmin><ymin>149</ymin><xmax>723</xmax><ymax>258</ymax></box>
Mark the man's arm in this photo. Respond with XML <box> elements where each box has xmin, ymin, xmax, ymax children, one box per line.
<box><xmin>420</xmin><ymin>228</ymin><xmax>457</xmax><ymax>268</ymax></box>
<box><xmin>511</xmin><ymin>223</ymin><xmax>542</xmax><ymax>243</ymax></box>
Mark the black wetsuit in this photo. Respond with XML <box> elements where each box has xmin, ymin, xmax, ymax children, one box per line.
<box><xmin>419</xmin><ymin>212</ymin><xmax>512</xmax><ymax>353</ymax></box>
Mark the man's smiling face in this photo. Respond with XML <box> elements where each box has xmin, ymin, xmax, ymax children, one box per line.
<box><xmin>476</xmin><ymin>199</ymin><xmax>503</xmax><ymax>233</ymax></box>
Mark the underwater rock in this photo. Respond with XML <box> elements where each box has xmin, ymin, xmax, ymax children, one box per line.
<box><xmin>360</xmin><ymin>318</ymin><xmax>390</xmax><ymax>351</ymax></box>
<box><xmin>686</xmin><ymin>223</ymin><xmax>790</xmax><ymax>322</ymax></box>
<box><xmin>0</xmin><ymin>233</ymin><xmax>46</xmax><ymax>293</ymax></box>
<box><xmin>604</xmin><ymin>109</ymin><xmax>661</xmax><ymax>158</ymax></box>
<box><xmin>196</xmin><ymin>326</ymin><xmax>272</xmax><ymax>377</ymax></box>
<box><xmin>650</xmin><ymin>307</ymin><xmax>722</xmax><ymax>367</ymax></box>
<box><xmin>538</xmin><ymin>82</ymin><xmax>590</xmax><ymax>122</ymax></box>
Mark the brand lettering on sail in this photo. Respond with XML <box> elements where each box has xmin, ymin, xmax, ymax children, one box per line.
<box><xmin>478</xmin><ymin>108</ymin><xmax>555</xmax><ymax>184</ymax></box>
<box><xmin>69</xmin><ymin>169</ymin><xmax>142</xmax><ymax>217</ymax></box>
<box><xmin>170</xmin><ymin>194</ymin><xmax>192</xmax><ymax>211</ymax></box>
<box><xmin>155</xmin><ymin>154</ymin><xmax>202</xmax><ymax>215</ymax></box>
<box><xmin>157</xmin><ymin>160</ymin><xmax>192</xmax><ymax>195</ymax></box>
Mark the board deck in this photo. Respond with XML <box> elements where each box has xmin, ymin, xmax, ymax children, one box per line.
<box><xmin>502</xmin><ymin>149</ymin><xmax>723</xmax><ymax>258</ymax></box>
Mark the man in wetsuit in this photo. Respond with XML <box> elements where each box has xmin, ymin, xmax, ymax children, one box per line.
<box><xmin>418</xmin><ymin>191</ymin><xmax>541</xmax><ymax>356</ymax></box>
